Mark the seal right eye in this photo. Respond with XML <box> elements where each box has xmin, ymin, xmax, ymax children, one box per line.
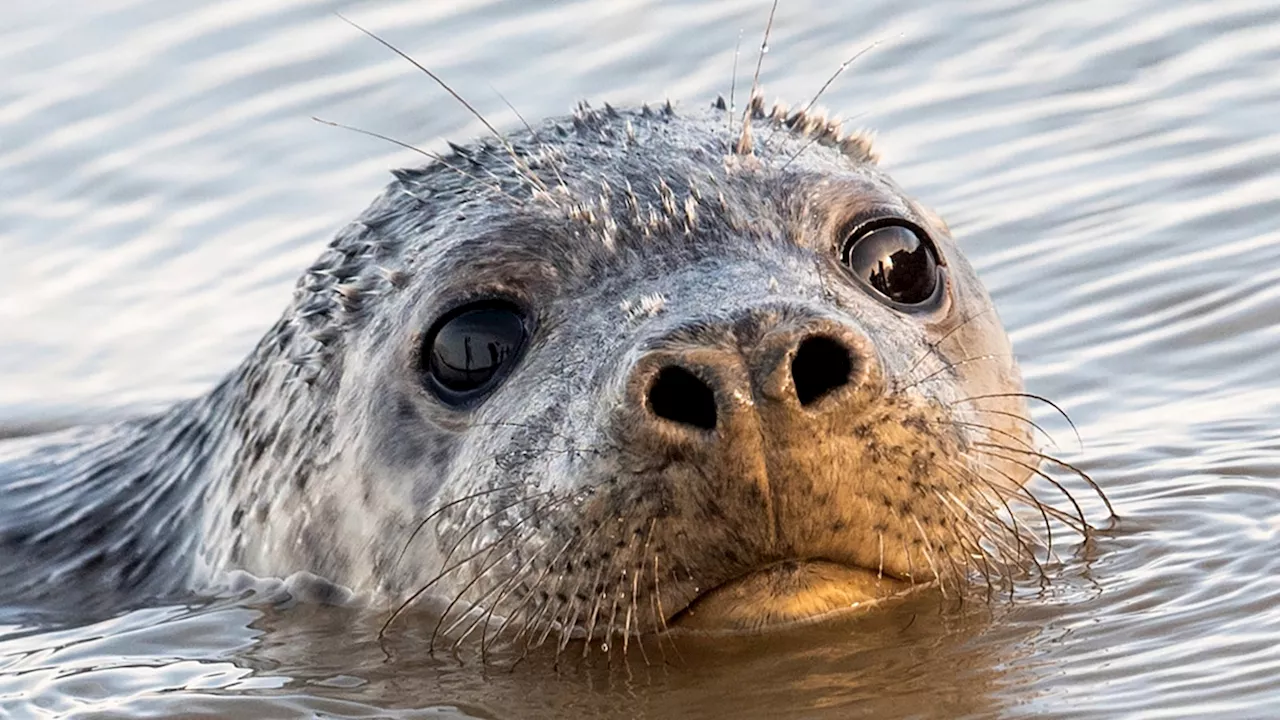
<box><xmin>422</xmin><ymin>301</ymin><xmax>529</xmax><ymax>407</ymax></box>
<box><xmin>839</xmin><ymin>221</ymin><xmax>941</xmax><ymax>307</ymax></box>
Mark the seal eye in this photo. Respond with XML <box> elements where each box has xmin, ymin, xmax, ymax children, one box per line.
<box><xmin>840</xmin><ymin>222</ymin><xmax>941</xmax><ymax>306</ymax></box>
<box><xmin>422</xmin><ymin>302</ymin><xmax>529</xmax><ymax>406</ymax></box>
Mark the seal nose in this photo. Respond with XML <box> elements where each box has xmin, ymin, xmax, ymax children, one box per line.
<box><xmin>636</xmin><ymin>322</ymin><xmax>868</xmax><ymax>435</ymax></box>
<box><xmin>647</xmin><ymin>365</ymin><xmax>718</xmax><ymax>430</ymax></box>
<box><xmin>789</xmin><ymin>335</ymin><xmax>855</xmax><ymax>407</ymax></box>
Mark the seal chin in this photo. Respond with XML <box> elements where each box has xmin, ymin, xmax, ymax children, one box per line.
<box><xmin>672</xmin><ymin>560</ymin><xmax>912</xmax><ymax>633</ymax></box>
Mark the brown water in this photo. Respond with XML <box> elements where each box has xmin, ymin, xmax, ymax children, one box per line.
<box><xmin>3</xmin><ymin>0</ymin><xmax>1279</xmax><ymax>717</ymax></box>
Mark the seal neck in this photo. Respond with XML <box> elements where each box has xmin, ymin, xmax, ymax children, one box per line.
<box><xmin>0</xmin><ymin>390</ymin><xmax>228</xmax><ymax>616</ymax></box>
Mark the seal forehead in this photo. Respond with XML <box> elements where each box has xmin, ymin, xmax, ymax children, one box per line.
<box><xmin>384</xmin><ymin>99</ymin><xmax>904</xmax><ymax>291</ymax></box>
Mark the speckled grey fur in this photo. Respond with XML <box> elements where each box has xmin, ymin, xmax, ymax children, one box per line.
<box><xmin>0</xmin><ymin>95</ymin><xmax>1055</xmax><ymax>641</ymax></box>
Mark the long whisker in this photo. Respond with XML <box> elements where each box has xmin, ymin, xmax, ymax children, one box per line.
<box><xmin>977</xmin><ymin>442</ymin><xmax>1115</xmax><ymax>519</ymax></box>
<box><xmin>380</xmin><ymin>490</ymin><xmax>576</xmax><ymax>639</ymax></box>
<box><xmin>736</xmin><ymin>0</ymin><xmax>779</xmax><ymax>155</ymax></box>
<box><xmin>311</xmin><ymin>116</ymin><xmax>511</xmax><ymax>198</ymax></box>
<box><xmin>952</xmin><ymin>392</ymin><xmax>1083</xmax><ymax>450</ymax></box>
<box><xmin>977</xmin><ymin>445</ymin><xmax>1090</xmax><ymax>534</ymax></box>
<box><xmin>799</xmin><ymin>41</ymin><xmax>884</xmax><ymax>118</ymax></box>
<box><xmin>939</xmin><ymin>464</ymin><xmax>1046</xmax><ymax>581</ymax></box>
<box><xmin>651</xmin><ymin>551</ymin><xmax>684</xmax><ymax>666</ymax></box>
<box><xmin>964</xmin><ymin>407</ymin><xmax>1061</xmax><ymax>449</ymax></box>
<box><xmin>432</xmin><ymin>530</ymin><xmax>534</xmax><ymax>654</ymax></box>
<box><xmin>935</xmin><ymin>418</ymin><xmax>1036</xmax><ymax>453</ymax></box>
<box><xmin>335</xmin><ymin>13</ymin><xmax>547</xmax><ymax>193</ymax></box>
<box><xmin>764</xmin><ymin>40</ymin><xmax>884</xmax><ymax>162</ymax></box>
<box><xmin>964</xmin><ymin>458</ymin><xmax>1057</xmax><ymax>562</ymax></box>
<box><xmin>445</xmin><ymin>527</ymin><xmax>569</xmax><ymax>655</ymax></box>
<box><xmin>546</xmin><ymin>519</ymin><xmax>612</xmax><ymax>657</ymax></box>
<box><xmin>581</xmin><ymin>562</ymin><xmax>608</xmax><ymax>658</ymax></box>
<box><xmin>392</xmin><ymin>481</ymin><xmax>529</xmax><ymax>574</ymax></box>
<box><xmin>431</xmin><ymin>489</ymin><xmax>558</xmax><ymax>580</ymax></box>
<box><xmin>909</xmin><ymin>517</ymin><xmax>947</xmax><ymax>597</ymax></box>
<box><xmin>915</xmin><ymin>513</ymin><xmax>967</xmax><ymax>596</ymax></box>
<box><xmin>903</xmin><ymin>308</ymin><xmax>995</xmax><ymax>380</ymax></box>
<box><xmin>471</xmin><ymin>533</ymin><xmax>578</xmax><ymax>662</ymax></box>
<box><xmin>933</xmin><ymin>482</ymin><xmax>1025</xmax><ymax>587</ymax></box>
<box><xmin>727</xmin><ymin>29</ymin><xmax>745</xmax><ymax>137</ymax></box>
<box><xmin>897</xmin><ymin>353</ymin><xmax>1013</xmax><ymax>394</ymax></box>
<box><xmin>490</xmin><ymin>85</ymin><xmax>570</xmax><ymax>190</ymax></box>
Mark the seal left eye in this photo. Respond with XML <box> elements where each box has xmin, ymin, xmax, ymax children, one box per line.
<box><xmin>840</xmin><ymin>222</ymin><xmax>941</xmax><ymax>306</ymax></box>
<box><xmin>422</xmin><ymin>302</ymin><xmax>529</xmax><ymax>406</ymax></box>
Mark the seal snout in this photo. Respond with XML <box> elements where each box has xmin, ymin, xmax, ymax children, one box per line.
<box><xmin>635</xmin><ymin>319</ymin><xmax>870</xmax><ymax>438</ymax></box>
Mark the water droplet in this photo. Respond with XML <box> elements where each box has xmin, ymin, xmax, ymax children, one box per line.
<box><xmin>601</xmin><ymin>642</ymin><xmax>609</xmax><ymax>652</ymax></box>
<box><xmin>761</xmin><ymin>43</ymin><xmax>770</xmax><ymax>53</ymax></box>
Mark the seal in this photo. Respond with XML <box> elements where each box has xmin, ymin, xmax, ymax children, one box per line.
<box><xmin>0</xmin><ymin>91</ymin><xmax>1093</xmax><ymax>648</ymax></box>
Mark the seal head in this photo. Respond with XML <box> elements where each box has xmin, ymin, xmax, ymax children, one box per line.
<box><xmin>0</xmin><ymin>97</ymin><xmax>1044</xmax><ymax>642</ymax></box>
<box><xmin>196</xmin><ymin>96</ymin><xmax>1037</xmax><ymax>638</ymax></box>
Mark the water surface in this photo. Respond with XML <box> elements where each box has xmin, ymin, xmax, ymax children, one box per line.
<box><xmin>3</xmin><ymin>0</ymin><xmax>1279</xmax><ymax>717</ymax></box>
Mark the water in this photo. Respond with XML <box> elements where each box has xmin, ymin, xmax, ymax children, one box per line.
<box><xmin>3</xmin><ymin>0</ymin><xmax>1279</xmax><ymax>717</ymax></box>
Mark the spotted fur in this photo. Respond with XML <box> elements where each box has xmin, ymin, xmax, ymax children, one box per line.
<box><xmin>0</xmin><ymin>96</ymin><xmax>1105</xmax><ymax>649</ymax></box>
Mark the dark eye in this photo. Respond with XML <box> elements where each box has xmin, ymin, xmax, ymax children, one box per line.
<box><xmin>422</xmin><ymin>301</ymin><xmax>529</xmax><ymax>407</ymax></box>
<box><xmin>840</xmin><ymin>222</ymin><xmax>941</xmax><ymax>306</ymax></box>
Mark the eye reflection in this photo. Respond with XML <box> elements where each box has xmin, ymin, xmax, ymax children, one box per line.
<box><xmin>423</xmin><ymin>303</ymin><xmax>528</xmax><ymax>405</ymax></box>
<box><xmin>840</xmin><ymin>223</ymin><xmax>940</xmax><ymax>306</ymax></box>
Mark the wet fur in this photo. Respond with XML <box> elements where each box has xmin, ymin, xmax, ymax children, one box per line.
<box><xmin>0</xmin><ymin>92</ymin><xmax>1103</xmax><ymax>650</ymax></box>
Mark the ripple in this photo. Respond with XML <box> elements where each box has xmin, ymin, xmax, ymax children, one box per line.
<box><xmin>3</xmin><ymin>0</ymin><xmax>1280</xmax><ymax>716</ymax></box>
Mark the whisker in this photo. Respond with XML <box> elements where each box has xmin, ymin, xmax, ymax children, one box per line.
<box><xmin>938</xmin><ymin>465</ymin><xmax>1047</xmax><ymax>582</ymax></box>
<box><xmin>963</xmin><ymin>407</ymin><xmax>1061</xmax><ymax>449</ymax></box>
<box><xmin>974</xmin><ymin>456</ymin><xmax>1082</xmax><ymax>539</ymax></box>
<box><xmin>581</xmin><ymin>562</ymin><xmax>608</xmax><ymax>658</ymax></box>
<box><xmin>976</xmin><ymin>442</ymin><xmax>1115</xmax><ymax>519</ymax></box>
<box><xmin>909</xmin><ymin>517</ymin><xmax>947</xmax><ymax>597</ymax></box>
<box><xmin>431</xmin><ymin>489</ymin><xmax>559</xmax><ymax>581</ymax></box>
<box><xmin>625</xmin><ymin>555</ymin><xmax>649</xmax><ymax>665</ymax></box>
<box><xmin>311</xmin><ymin>116</ymin><xmax>512</xmax><ymax>199</ymax></box>
<box><xmin>490</xmin><ymin>85</ymin><xmax>571</xmax><ymax>190</ymax></box>
<box><xmin>435</xmin><ymin>536</ymin><xmax>533</xmax><ymax>656</ymax></box>
<box><xmin>335</xmin><ymin>13</ymin><xmax>548</xmax><ymax>193</ymax></box>
<box><xmin>934</xmin><ymin>486</ymin><xmax>1023</xmax><ymax>590</ymax></box>
<box><xmin>934</xmin><ymin>418</ymin><xmax>1036</xmax><ymax>453</ymax></box>
<box><xmin>548</xmin><ymin>520</ymin><xmax>613</xmax><ymax>657</ymax></box>
<box><xmin>764</xmin><ymin>39</ymin><xmax>884</xmax><ymax>162</ymax></box>
<box><xmin>736</xmin><ymin>0</ymin><xmax>779</xmax><ymax>155</ymax></box>
<box><xmin>392</xmin><ymin>481</ymin><xmax>529</xmax><ymax>575</ymax></box>
<box><xmin>491</xmin><ymin>535</ymin><xmax>578</xmax><ymax>655</ymax></box>
<box><xmin>899</xmin><ymin>536</ymin><xmax>919</xmax><ymax>588</ymax></box>
<box><xmin>903</xmin><ymin>308</ymin><xmax>995</xmax><ymax>380</ymax></box>
<box><xmin>798</xmin><ymin>41</ymin><xmax>885</xmax><ymax>123</ymax></box>
<box><xmin>952</xmin><ymin>392</ymin><xmax>1083</xmax><ymax>451</ymax></box>
<box><xmin>976</xmin><ymin>443</ymin><xmax>1097</xmax><ymax>530</ymax></box>
<box><xmin>727</xmin><ymin>29</ymin><xmax>745</xmax><ymax>138</ymax></box>
<box><xmin>470</xmin><ymin>534</ymin><xmax>577</xmax><ymax>661</ymax></box>
<box><xmin>897</xmin><ymin>353</ymin><xmax>1013</xmax><ymax>394</ymax></box>
<box><xmin>917</xmin><ymin>513</ymin><xmax>969</xmax><ymax>596</ymax></box>
<box><xmin>877</xmin><ymin>528</ymin><xmax>885</xmax><ymax>580</ymax></box>
<box><xmin>651</xmin><ymin>551</ymin><xmax>684</xmax><ymax>666</ymax></box>
<box><xmin>775</xmin><ymin>110</ymin><xmax>871</xmax><ymax>172</ymax></box>
<box><xmin>380</xmin><ymin>491</ymin><xmax>576</xmax><ymax>639</ymax></box>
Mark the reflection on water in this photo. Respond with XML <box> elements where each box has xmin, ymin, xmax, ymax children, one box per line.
<box><xmin>3</xmin><ymin>0</ymin><xmax>1280</xmax><ymax>717</ymax></box>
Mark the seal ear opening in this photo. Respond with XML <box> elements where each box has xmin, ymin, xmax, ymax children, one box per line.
<box><xmin>647</xmin><ymin>366</ymin><xmax>717</xmax><ymax>431</ymax></box>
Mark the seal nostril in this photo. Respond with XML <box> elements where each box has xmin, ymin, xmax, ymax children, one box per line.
<box><xmin>791</xmin><ymin>335</ymin><xmax>854</xmax><ymax>406</ymax></box>
<box><xmin>647</xmin><ymin>366</ymin><xmax>717</xmax><ymax>431</ymax></box>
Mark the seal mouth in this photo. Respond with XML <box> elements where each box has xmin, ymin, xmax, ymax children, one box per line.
<box><xmin>670</xmin><ymin>559</ymin><xmax>912</xmax><ymax>633</ymax></box>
